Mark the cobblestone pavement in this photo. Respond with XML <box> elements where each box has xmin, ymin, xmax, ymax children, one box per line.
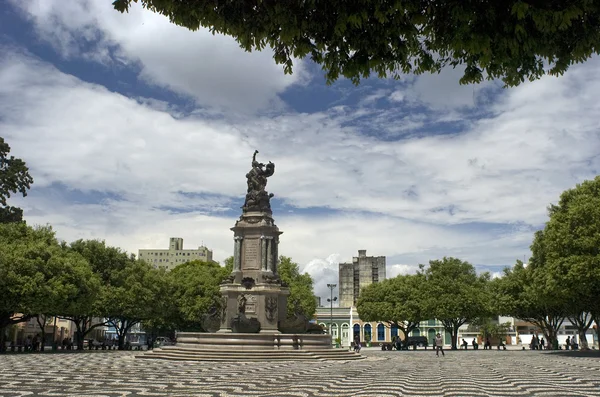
<box><xmin>1</xmin><ymin>349</ymin><xmax>599</xmax><ymax>397</ymax></box>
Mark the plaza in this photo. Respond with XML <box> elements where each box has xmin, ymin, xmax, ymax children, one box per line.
<box><xmin>1</xmin><ymin>349</ymin><xmax>599</xmax><ymax>397</ymax></box>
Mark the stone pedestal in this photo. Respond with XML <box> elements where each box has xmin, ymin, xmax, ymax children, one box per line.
<box><xmin>219</xmin><ymin>210</ymin><xmax>289</xmax><ymax>333</ymax></box>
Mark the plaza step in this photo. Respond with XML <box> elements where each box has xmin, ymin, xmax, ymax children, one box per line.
<box><xmin>137</xmin><ymin>346</ymin><xmax>364</xmax><ymax>361</ymax></box>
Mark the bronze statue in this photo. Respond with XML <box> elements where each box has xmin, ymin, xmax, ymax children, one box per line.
<box><xmin>243</xmin><ymin>150</ymin><xmax>275</xmax><ymax>212</ymax></box>
<box><xmin>237</xmin><ymin>294</ymin><xmax>247</xmax><ymax>314</ymax></box>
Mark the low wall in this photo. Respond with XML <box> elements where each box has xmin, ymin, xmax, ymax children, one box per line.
<box><xmin>175</xmin><ymin>332</ymin><xmax>332</xmax><ymax>351</ymax></box>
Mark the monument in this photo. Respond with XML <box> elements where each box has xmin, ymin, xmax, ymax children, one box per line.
<box><xmin>139</xmin><ymin>151</ymin><xmax>362</xmax><ymax>361</ymax></box>
<box><xmin>219</xmin><ymin>150</ymin><xmax>289</xmax><ymax>333</ymax></box>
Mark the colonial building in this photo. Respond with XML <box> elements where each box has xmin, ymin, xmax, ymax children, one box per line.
<box><xmin>339</xmin><ymin>250</ymin><xmax>386</xmax><ymax>307</ymax></box>
<box><xmin>138</xmin><ymin>237</ymin><xmax>214</xmax><ymax>270</ymax></box>
<box><xmin>314</xmin><ymin>306</ymin><xmax>456</xmax><ymax>347</ymax></box>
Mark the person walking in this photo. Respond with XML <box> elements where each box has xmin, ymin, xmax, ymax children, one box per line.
<box><xmin>435</xmin><ymin>333</ymin><xmax>445</xmax><ymax>357</ymax></box>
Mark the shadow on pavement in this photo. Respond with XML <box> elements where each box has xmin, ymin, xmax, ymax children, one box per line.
<box><xmin>545</xmin><ymin>350</ymin><xmax>600</xmax><ymax>358</ymax></box>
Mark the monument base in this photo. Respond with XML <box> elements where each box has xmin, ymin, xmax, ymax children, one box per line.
<box><xmin>137</xmin><ymin>332</ymin><xmax>364</xmax><ymax>361</ymax></box>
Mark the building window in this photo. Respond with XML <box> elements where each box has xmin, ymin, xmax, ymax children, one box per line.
<box><xmin>353</xmin><ymin>324</ymin><xmax>360</xmax><ymax>341</ymax></box>
<box><xmin>428</xmin><ymin>328</ymin><xmax>436</xmax><ymax>346</ymax></box>
<box><xmin>377</xmin><ymin>323</ymin><xmax>385</xmax><ymax>341</ymax></box>
<box><xmin>391</xmin><ymin>324</ymin><xmax>398</xmax><ymax>339</ymax></box>
<box><xmin>413</xmin><ymin>329</ymin><xmax>421</xmax><ymax>337</ymax></box>
<box><xmin>364</xmin><ymin>324</ymin><xmax>372</xmax><ymax>341</ymax></box>
<box><xmin>331</xmin><ymin>324</ymin><xmax>338</xmax><ymax>338</ymax></box>
<box><xmin>342</xmin><ymin>324</ymin><xmax>349</xmax><ymax>341</ymax></box>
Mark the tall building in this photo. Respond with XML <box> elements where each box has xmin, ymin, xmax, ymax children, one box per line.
<box><xmin>138</xmin><ymin>237</ymin><xmax>214</xmax><ymax>270</ymax></box>
<box><xmin>339</xmin><ymin>249</ymin><xmax>386</xmax><ymax>307</ymax></box>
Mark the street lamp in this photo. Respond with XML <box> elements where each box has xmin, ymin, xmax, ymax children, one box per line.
<box><xmin>326</xmin><ymin>283</ymin><xmax>337</xmax><ymax>336</ymax></box>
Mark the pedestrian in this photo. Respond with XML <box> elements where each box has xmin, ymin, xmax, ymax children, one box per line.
<box><xmin>435</xmin><ymin>333</ymin><xmax>445</xmax><ymax>357</ymax></box>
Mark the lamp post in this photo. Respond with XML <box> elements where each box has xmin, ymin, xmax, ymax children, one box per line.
<box><xmin>326</xmin><ymin>283</ymin><xmax>337</xmax><ymax>337</ymax></box>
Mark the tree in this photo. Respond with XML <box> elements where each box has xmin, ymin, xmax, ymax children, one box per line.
<box><xmin>104</xmin><ymin>258</ymin><xmax>164</xmax><ymax>349</ymax></box>
<box><xmin>278</xmin><ymin>256</ymin><xmax>317</xmax><ymax>318</ymax></box>
<box><xmin>222</xmin><ymin>256</ymin><xmax>234</xmax><ymax>273</ymax></box>
<box><xmin>114</xmin><ymin>0</ymin><xmax>600</xmax><ymax>87</ymax></box>
<box><xmin>167</xmin><ymin>260</ymin><xmax>229</xmax><ymax>331</ymax></box>
<box><xmin>542</xmin><ymin>176</ymin><xmax>600</xmax><ymax>349</ymax></box>
<box><xmin>494</xmin><ymin>257</ymin><xmax>567</xmax><ymax>349</ymax></box>
<box><xmin>63</xmin><ymin>239</ymin><xmax>134</xmax><ymax>349</ymax></box>
<box><xmin>357</xmin><ymin>274</ymin><xmax>425</xmax><ymax>342</ymax></box>
<box><xmin>469</xmin><ymin>317</ymin><xmax>512</xmax><ymax>344</ymax></box>
<box><xmin>0</xmin><ymin>223</ymin><xmax>99</xmax><ymax>351</ymax></box>
<box><xmin>420</xmin><ymin>257</ymin><xmax>491</xmax><ymax>350</ymax></box>
<box><xmin>30</xmin><ymin>246</ymin><xmax>100</xmax><ymax>351</ymax></box>
<box><xmin>0</xmin><ymin>137</ymin><xmax>33</xmax><ymax>223</ymax></box>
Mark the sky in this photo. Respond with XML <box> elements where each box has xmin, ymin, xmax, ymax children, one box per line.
<box><xmin>1</xmin><ymin>1</ymin><xmax>599</xmax><ymax>303</ymax></box>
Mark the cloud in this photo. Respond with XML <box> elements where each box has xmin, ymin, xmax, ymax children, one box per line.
<box><xmin>2</xmin><ymin>45</ymin><xmax>600</xmax><ymax>304</ymax></box>
<box><xmin>402</xmin><ymin>65</ymin><xmax>499</xmax><ymax>110</ymax></box>
<box><xmin>388</xmin><ymin>264</ymin><xmax>421</xmax><ymax>278</ymax></box>
<box><xmin>9</xmin><ymin>0</ymin><xmax>305</xmax><ymax>113</ymax></box>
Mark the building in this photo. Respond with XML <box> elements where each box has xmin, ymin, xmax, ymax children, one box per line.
<box><xmin>339</xmin><ymin>250</ymin><xmax>386</xmax><ymax>307</ymax></box>
<box><xmin>6</xmin><ymin>315</ymin><xmax>105</xmax><ymax>347</ymax></box>
<box><xmin>315</xmin><ymin>306</ymin><xmax>456</xmax><ymax>347</ymax></box>
<box><xmin>138</xmin><ymin>237</ymin><xmax>214</xmax><ymax>270</ymax></box>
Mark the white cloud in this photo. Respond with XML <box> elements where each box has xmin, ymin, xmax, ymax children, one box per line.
<box><xmin>388</xmin><ymin>90</ymin><xmax>405</xmax><ymax>103</ymax></box>
<box><xmin>2</xmin><ymin>46</ymin><xmax>600</xmax><ymax>301</ymax></box>
<box><xmin>4</xmin><ymin>49</ymin><xmax>600</xmax><ymax>229</ymax></box>
<box><xmin>388</xmin><ymin>264</ymin><xmax>421</xmax><ymax>278</ymax></box>
<box><xmin>404</xmin><ymin>65</ymin><xmax>498</xmax><ymax>109</ymax></box>
<box><xmin>9</xmin><ymin>0</ymin><xmax>305</xmax><ymax>113</ymax></box>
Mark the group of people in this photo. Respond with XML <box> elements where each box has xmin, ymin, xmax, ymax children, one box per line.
<box><xmin>461</xmin><ymin>338</ymin><xmax>480</xmax><ymax>349</ymax></box>
<box><xmin>22</xmin><ymin>334</ymin><xmax>41</xmax><ymax>351</ymax></box>
<box><xmin>529</xmin><ymin>335</ymin><xmax>546</xmax><ymax>350</ymax></box>
<box><xmin>565</xmin><ymin>335</ymin><xmax>579</xmax><ymax>350</ymax></box>
<box><xmin>529</xmin><ymin>334</ymin><xmax>578</xmax><ymax>350</ymax></box>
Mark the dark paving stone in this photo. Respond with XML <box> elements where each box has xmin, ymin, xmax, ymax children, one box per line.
<box><xmin>0</xmin><ymin>349</ymin><xmax>599</xmax><ymax>396</ymax></box>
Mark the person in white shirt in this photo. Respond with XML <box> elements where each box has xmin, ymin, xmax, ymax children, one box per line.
<box><xmin>435</xmin><ymin>333</ymin><xmax>445</xmax><ymax>357</ymax></box>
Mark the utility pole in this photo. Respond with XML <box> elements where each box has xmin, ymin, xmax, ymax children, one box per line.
<box><xmin>327</xmin><ymin>283</ymin><xmax>337</xmax><ymax>337</ymax></box>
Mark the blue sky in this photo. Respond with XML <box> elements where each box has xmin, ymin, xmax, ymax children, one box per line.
<box><xmin>2</xmin><ymin>1</ymin><xmax>600</xmax><ymax>301</ymax></box>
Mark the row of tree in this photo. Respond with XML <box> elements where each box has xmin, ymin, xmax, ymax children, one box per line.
<box><xmin>357</xmin><ymin>257</ymin><xmax>492</xmax><ymax>349</ymax></box>
<box><xmin>0</xmin><ymin>221</ymin><xmax>317</xmax><ymax>351</ymax></box>
<box><xmin>358</xmin><ymin>176</ymin><xmax>600</xmax><ymax>350</ymax></box>
<box><xmin>0</xmin><ymin>137</ymin><xmax>317</xmax><ymax>351</ymax></box>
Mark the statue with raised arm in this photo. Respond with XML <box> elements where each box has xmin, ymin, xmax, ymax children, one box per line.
<box><xmin>243</xmin><ymin>150</ymin><xmax>275</xmax><ymax>212</ymax></box>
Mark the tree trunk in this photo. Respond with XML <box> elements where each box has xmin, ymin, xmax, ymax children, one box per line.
<box><xmin>0</xmin><ymin>326</ymin><xmax>6</xmax><ymax>353</ymax></box>
<box><xmin>451</xmin><ymin>324</ymin><xmax>459</xmax><ymax>350</ymax></box>
<box><xmin>578</xmin><ymin>331</ymin><xmax>589</xmax><ymax>349</ymax></box>
<box><xmin>61</xmin><ymin>316</ymin><xmax>108</xmax><ymax>350</ymax></box>
<box><xmin>567</xmin><ymin>312</ymin><xmax>593</xmax><ymax>350</ymax></box>
<box><xmin>35</xmin><ymin>315</ymin><xmax>47</xmax><ymax>352</ymax></box>
<box><xmin>73</xmin><ymin>318</ymin><xmax>89</xmax><ymax>350</ymax></box>
<box><xmin>530</xmin><ymin>315</ymin><xmax>564</xmax><ymax>350</ymax></box>
<box><xmin>112</xmin><ymin>319</ymin><xmax>140</xmax><ymax>350</ymax></box>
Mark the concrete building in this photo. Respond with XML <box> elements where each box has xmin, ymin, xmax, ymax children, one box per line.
<box><xmin>138</xmin><ymin>237</ymin><xmax>214</xmax><ymax>270</ymax></box>
<box><xmin>339</xmin><ymin>250</ymin><xmax>386</xmax><ymax>307</ymax></box>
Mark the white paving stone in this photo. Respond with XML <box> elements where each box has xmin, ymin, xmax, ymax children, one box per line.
<box><xmin>0</xmin><ymin>349</ymin><xmax>599</xmax><ymax>396</ymax></box>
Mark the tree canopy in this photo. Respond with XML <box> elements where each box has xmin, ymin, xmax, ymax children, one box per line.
<box><xmin>542</xmin><ymin>176</ymin><xmax>600</xmax><ymax>347</ymax></box>
<box><xmin>0</xmin><ymin>137</ymin><xmax>33</xmax><ymax>223</ymax></box>
<box><xmin>420</xmin><ymin>257</ymin><xmax>492</xmax><ymax>349</ymax></box>
<box><xmin>113</xmin><ymin>0</ymin><xmax>600</xmax><ymax>87</ymax></box>
<box><xmin>357</xmin><ymin>274</ymin><xmax>425</xmax><ymax>340</ymax></box>
<box><xmin>166</xmin><ymin>260</ymin><xmax>230</xmax><ymax>331</ymax></box>
<box><xmin>278</xmin><ymin>256</ymin><xmax>317</xmax><ymax>318</ymax></box>
<box><xmin>0</xmin><ymin>223</ymin><xmax>101</xmax><ymax>350</ymax></box>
